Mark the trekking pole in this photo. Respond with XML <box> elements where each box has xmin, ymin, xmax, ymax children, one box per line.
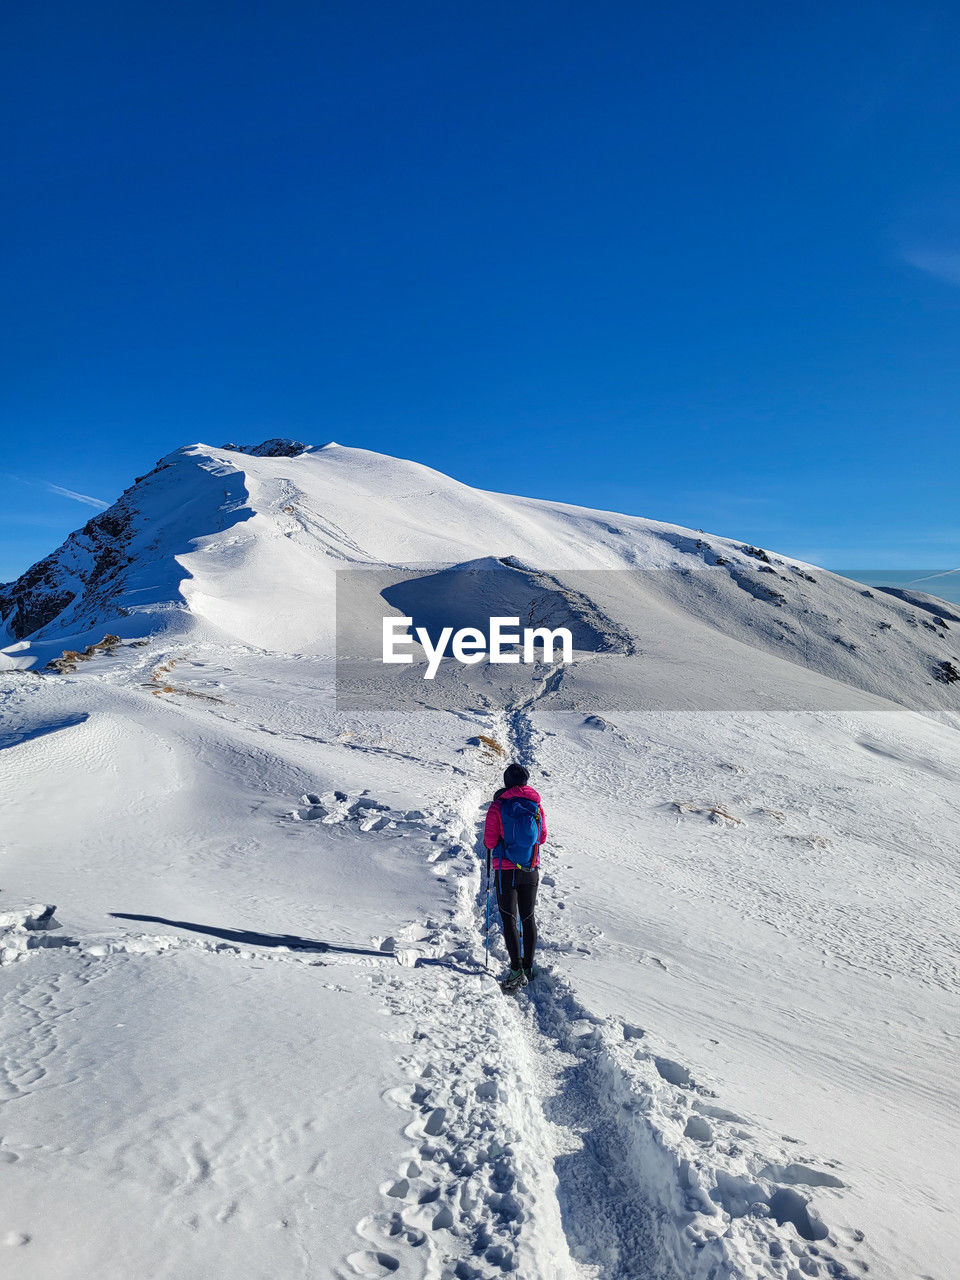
<box><xmin>484</xmin><ymin>849</ymin><xmax>491</xmax><ymax>971</ymax></box>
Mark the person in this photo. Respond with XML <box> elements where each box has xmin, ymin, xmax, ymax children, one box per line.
<box><xmin>483</xmin><ymin>762</ymin><xmax>547</xmax><ymax>992</ymax></box>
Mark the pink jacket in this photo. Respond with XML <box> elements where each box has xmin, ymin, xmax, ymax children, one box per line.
<box><xmin>483</xmin><ymin>785</ymin><xmax>547</xmax><ymax>870</ymax></box>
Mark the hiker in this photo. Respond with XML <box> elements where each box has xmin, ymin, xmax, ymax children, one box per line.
<box><xmin>484</xmin><ymin>762</ymin><xmax>547</xmax><ymax>992</ymax></box>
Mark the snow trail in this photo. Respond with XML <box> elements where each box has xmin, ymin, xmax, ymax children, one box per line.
<box><xmin>340</xmin><ymin>668</ymin><xmax>869</xmax><ymax>1280</ymax></box>
<box><xmin>339</xmin><ymin>680</ymin><xmax>678</xmax><ymax>1280</ymax></box>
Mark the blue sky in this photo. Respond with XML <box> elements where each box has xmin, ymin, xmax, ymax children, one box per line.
<box><xmin>2</xmin><ymin>1</ymin><xmax>959</xmax><ymax>583</ymax></box>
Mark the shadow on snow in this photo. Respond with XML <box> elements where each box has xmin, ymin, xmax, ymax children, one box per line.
<box><xmin>109</xmin><ymin>913</ymin><xmax>485</xmax><ymax>975</ymax></box>
<box><xmin>108</xmin><ymin>913</ymin><xmax>386</xmax><ymax>957</ymax></box>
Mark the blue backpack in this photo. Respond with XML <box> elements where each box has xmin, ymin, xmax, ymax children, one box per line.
<box><xmin>499</xmin><ymin>797</ymin><xmax>542</xmax><ymax>869</ymax></box>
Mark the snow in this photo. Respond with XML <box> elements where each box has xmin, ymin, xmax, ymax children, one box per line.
<box><xmin>0</xmin><ymin>904</ymin><xmax>60</xmax><ymax>964</ymax></box>
<box><xmin>0</xmin><ymin>440</ymin><xmax>958</xmax><ymax>1279</ymax></box>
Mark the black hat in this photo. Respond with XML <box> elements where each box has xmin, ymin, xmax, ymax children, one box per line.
<box><xmin>503</xmin><ymin>762</ymin><xmax>529</xmax><ymax>789</ymax></box>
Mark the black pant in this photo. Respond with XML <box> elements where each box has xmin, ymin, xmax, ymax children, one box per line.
<box><xmin>494</xmin><ymin>866</ymin><xmax>539</xmax><ymax>971</ymax></box>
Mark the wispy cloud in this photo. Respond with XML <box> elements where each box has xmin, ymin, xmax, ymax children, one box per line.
<box><xmin>903</xmin><ymin>247</ymin><xmax>960</xmax><ymax>285</ymax></box>
<box><xmin>43</xmin><ymin>482</ymin><xmax>109</xmax><ymax>509</ymax></box>
<box><xmin>906</xmin><ymin>567</ymin><xmax>960</xmax><ymax>585</ymax></box>
<box><xmin>2</xmin><ymin>472</ymin><xmax>110</xmax><ymax>510</ymax></box>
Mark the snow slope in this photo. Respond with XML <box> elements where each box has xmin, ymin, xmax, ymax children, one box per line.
<box><xmin>0</xmin><ymin>440</ymin><xmax>958</xmax><ymax>1280</ymax></box>
<box><xmin>2</xmin><ymin>441</ymin><xmax>959</xmax><ymax>724</ymax></box>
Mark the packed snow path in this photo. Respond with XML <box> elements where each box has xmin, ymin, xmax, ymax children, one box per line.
<box><xmin>342</xmin><ymin>774</ymin><xmax>667</xmax><ymax>1277</ymax></box>
<box><xmin>335</xmin><ymin>682</ymin><xmax>869</xmax><ymax>1280</ymax></box>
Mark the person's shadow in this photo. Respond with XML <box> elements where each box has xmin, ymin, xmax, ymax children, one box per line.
<box><xmin>109</xmin><ymin>913</ymin><xmax>385</xmax><ymax>957</ymax></box>
<box><xmin>109</xmin><ymin>913</ymin><xmax>484</xmax><ymax>976</ymax></box>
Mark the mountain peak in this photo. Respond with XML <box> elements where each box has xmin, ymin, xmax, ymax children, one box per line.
<box><xmin>220</xmin><ymin>438</ymin><xmax>312</xmax><ymax>458</ymax></box>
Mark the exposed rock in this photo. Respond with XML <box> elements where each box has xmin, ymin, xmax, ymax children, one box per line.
<box><xmin>221</xmin><ymin>439</ymin><xmax>308</xmax><ymax>458</ymax></box>
<box><xmin>0</xmin><ymin>500</ymin><xmax>136</xmax><ymax>640</ymax></box>
<box><xmin>46</xmin><ymin>634</ymin><xmax>122</xmax><ymax>674</ymax></box>
<box><xmin>742</xmin><ymin>544</ymin><xmax>772</xmax><ymax>563</ymax></box>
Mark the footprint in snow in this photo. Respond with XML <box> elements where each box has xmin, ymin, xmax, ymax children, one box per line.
<box><xmin>345</xmin><ymin>1249</ymin><xmax>400</xmax><ymax>1276</ymax></box>
<box><xmin>653</xmin><ymin>1056</ymin><xmax>696</xmax><ymax>1088</ymax></box>
<box><xmin>683</xmin><ymin>1115</ymin><xmax>714</xmax><ymax>1143</ymax></box>
<box><xmin>381</xmin><ymin>1084</ymin><xmax>424</xmax><ymax>1112</ymax></box>
<box><xmin>356</xmin><ymin>1211</ymin><xmax>425</xmax><ymax>1250</ymax></box>
<box><xmin>292</xmin><ymin>792</ymin><xmax>432</xmax><ymax>835</ymax></box>
<box><xmin>423</xmin><ymin>1107</ymin><xmax>446</xmax><ymax>1136</ymax></box>
<box><xmin>758</xmin><ymin>1161</ymin><xmax>845</xmax><ymax>1189</ymax></box>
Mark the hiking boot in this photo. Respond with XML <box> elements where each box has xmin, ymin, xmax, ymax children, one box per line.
<box><xmin>500</xmin><ymin>967</ymin><xmax>528</xmax><ymax>993</ymax></box>
<box><xmin>522</xmin><ymin>964</ymin><xmax>540</xmax><ymax>981</ymax></box>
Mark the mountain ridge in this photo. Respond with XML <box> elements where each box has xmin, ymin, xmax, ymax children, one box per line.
<box><xmin>1</xmin><ymin>439</ymin><xmax>958</xmax><ymax>729</ymax></box>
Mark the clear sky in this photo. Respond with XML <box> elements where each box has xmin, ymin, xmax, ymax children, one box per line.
<box><xmin>2</xmin><ymin>1</ymin><xmax>959</xmax><ymax>583</ymax></box>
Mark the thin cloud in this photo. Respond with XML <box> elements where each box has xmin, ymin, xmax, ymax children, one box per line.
<box><xmin>903</xmin><ymin>247</ymin><xmax>960</xmax><ymax>285</ymax></box>
<box><xmin>43</xmin><ymin>483</ymin><xmax>109</xmax><ymax>509</ymax></box>
<box><xmin>906</xmin><ymin>567</ymin><xmax>960</xmax><ymax>586</ymax></box>
<box><xmin>3</xmin><ymin>472</ymin><xmax>111</xmax><ymax>510</ymax></box>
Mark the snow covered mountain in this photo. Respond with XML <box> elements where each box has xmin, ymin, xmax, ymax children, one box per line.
<box><xmin>1</xmin><ymin>440</ymin><xmax>958</xmax><ymax>1280</ymax></box>
<box><xmin>2</xmin><ymin>440</ymin><xmax>959</xmax><ymax>721</ymax></box>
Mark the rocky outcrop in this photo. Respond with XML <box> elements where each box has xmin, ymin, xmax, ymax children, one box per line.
<box><xmin>221</xmin><ymin>438</ymin><xmax>308</xmax><ymax>458</ymax></box>
<box><xmin>0</xmin><ymin>503</ymin><xmax>136</xmax><ymax>640</ymax></box>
